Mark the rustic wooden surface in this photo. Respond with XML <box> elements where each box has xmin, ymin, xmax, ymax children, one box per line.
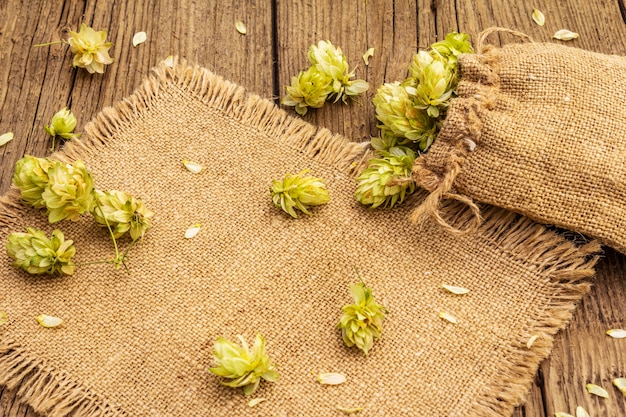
<box><xmin>1</xmin><ymin>1</ymin><xmax>625</xmax><ymax>416</ymax></box>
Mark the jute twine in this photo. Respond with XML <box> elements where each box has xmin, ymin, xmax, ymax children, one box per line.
<box><xmin>0</xmin><ymin>58</ymin><xmax>599</xmax><ymax>417</ymax></box>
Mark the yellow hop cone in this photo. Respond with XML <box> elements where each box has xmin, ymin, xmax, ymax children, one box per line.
<box><xmin>270</xmin><ymin>170</ymin><xmax>330</xmax><ymax>218</ymax></box>
<box><xmin>409</xmin><ymin>51</ymin><xmax>455</xmax><ymax>118</ymax></box>
<box><xmin>44</xmin><ymin>107</ymin><xmax>79</xmax><ymax>140</ymax></box>
<box><xmin>67</xmin><ymin>23</ymin><xmax>114</xmax><ymax>74</ymax></box>
<box><xmin>91</xmin><ymin>190</ymin><xmax>154</xmax><ymax>241</ymax></box>
<box><xmin>12</xmin><ymin>155</ymin><xmax>53</xmax><ymax>208</ymax></box>
<box><xmin>41</xmin><ymin>160</ymin><xmax>95</xmax><ymax>223</ymax></box>
<box><xmin>337</xmin><ymin>280</ymin><xmax>387</xmax><ymax>355</ymax></box>
<box><xmin>282</xmin><ymin>67</ymin><xmax>332</xmax><ymax>116</ymax></box>
<box><xmin>6</xmin><ymin>228</ymin><xmax>76</xmax><ymax>275</ymax></box>
<box><xmin>431</xmin><ymin>32</ymin><xmax>473</xmax><ymax>66</ymax></box>
<box><xmin>209</xmin><ymin>334</ymin><xmax>279</xmax><ymax>396</ymax></box>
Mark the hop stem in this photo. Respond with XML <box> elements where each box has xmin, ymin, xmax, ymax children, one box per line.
<box><xmin>92</xmin><ymin>191</ymin><xmax>122</xmax><ymax>267</ymax></box>
<box><xmin>34</xmin><ymin>40</ymin><xmax>64</xmax><ymax>47</ymax></box>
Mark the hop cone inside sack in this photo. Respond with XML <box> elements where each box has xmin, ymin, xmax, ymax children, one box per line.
<box><xmin>91</xmin><ymin>190</ymin><xmax>154</xmax><ymax>241</ymax></box>
<box><xmin>209</xmin><ymin>334</ymin><xmax>279</xmax><ymax>396</ymax></box>
<box><xmin>6</xmin><ymin>228</ymin><xmax>76</xmax><ymax>275</ymax></box>
<box><xmin>270</xmin><ymin>170</ymin><xmax>330</xmax><ymax>218</ymax></box>
<box><xmin>355</xmin><ymin>146</ymin><xmax>416</xmax><ymax>209</ymax></box>
<box><xmin>338</xmin><ymin>281</ymin><xmax>387</xmax><ymax>355</ymax></box>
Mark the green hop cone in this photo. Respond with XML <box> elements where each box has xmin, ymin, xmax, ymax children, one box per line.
<box><xmin>6</xmin><ymin>228</ymin><xmax>76</xmax><ymax>275</ymax></box>
<box><xmin>282</xmin><ymin>67</ymin><xmax>332</xmax><ymax>116</ymax></box>
<box><xmin>337</xmin><ymin>281</ymin><xmax>387</xmax><ymax>355</ymax></box>
<box><xmin>44</xmin><ymin>107</ymin><xmax>79</xmax><ymax>140</ymax></box>
<box><xmin>431</xmin><ymin>31</ymin><xmax>473</xmax><ymax>67</ymax></box>
<box><xmin>209</xmin><ymin>334</ymin><xmax>279</xmax><ymax>396</ymax></box>
<box><xmin>355</xmin><ymin>147</ymin><xmax>416</xmax><ymax>209</ymax></box>
<box><xmin>12</xmin><ymin>155</ymin><xmax>53</xmax><ymax>208</ymax></box>
<box><xmin>409</xmin><ymin>51</ymin><xmax>455</xmax><ymax>118</ymax></box>
<box><xmin>270</xmin><ymin>170</ymin><xmax>330</xmax><ymax>218</ymax></box>
<box><xmin>91</xmin><ymin>190</ymin><xmax>154</xmax><ymax>241</ymax></box>
<box><xmin>372</xmin><ymin>81</ymin><xmax>437</xmax><ymax>148</ymax></box>
<box><xmin>42</xmin><ymin>160</ymin><xmax>95</xmax><ymax>223</ymax></box>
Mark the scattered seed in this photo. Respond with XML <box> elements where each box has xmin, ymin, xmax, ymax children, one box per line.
<box><xmin>36</xmin><ymin>314</ymin><xmax>63</xmax><ymax>328</ymax></box>
<box><xmin>235</xmin><ymin>20</ymin><xmax>247</xmax><ymax>35</ymax></box>
<box><xmin>317</xmin><ymin>372</ymin><xmax>346</xmax><ymax>385</ymax></box>
<box><xmin>586</xmin><ymin>383</ymin><xmax>609</xmax><ymax>398</ymax></box>
<box><xmin>439</xmin><ymin>312</ymin><xmax>457</xmax><ymax>324</ymax></box>
<box><xmin>184</xmin><ymin>223</ymin><xmax>202</xmax><ymax>239</ymax></box>
<box><xmin>132</xmin><ymin>31</ymin><xmax>147</xmax><ymax>47</ymax></box>
<box><xmin>526</xmin><ymin>335</ymin><xmax>539</xmax><ymax>349</ymax></box>
<box><xmin>0</xmin><ymin>132</ymin><xmax>13</xmax><ymax>147</ymax></box>
<box><xmin>182</xmin><ymin>159</ymin><xmax>203</xmax><ymax>174</ymax></box>
<box><xmin>613</xmin><ymin>378</ymin><xmax>626</xmax><ymax>396</ymax></box>
<box><xmin>606</xmin><ymin>329</ymin><xmax>626</xmax><ymax>339</ymax></box>
<box><xmin>442</xmin><ymin>284</ymin><xmax>469</xmax><ymax>295</ymax></box>
<box><xmin>362</xmin><ymin>47</ymin><xmax>375</xmax><ymax>66</ymax></box>
<box><xmin>337</xmin><ymin>406</ymin><xmax>362</xmax><ymax>414</ymax></box>
<box><xmin>575</xmin><ymin>406</ymin><xmax>590</xmax><ymax>417</ymax></box>
<box><xmin>531</xmin><ymin>9</ymin><xmax>545</xmax><ymax>26</ymax></box>
<box><xmin>0</xmin><ymin>311</ymin><xmax>7</xmax><ymax>326</ymax></box>
<box><xmin>164</xmin><ymin>55</ymin><xmax>175</xmax><ymax>68</ymax></box>
<box><xmin>247</xmin><ymin>398</ymin><xmax>267</xmax><ymax>407</ymax></box>
<box><xmin>553</xmin><ymin>29</ymin><xmax>579</xmax><ymax>41</ymax></box>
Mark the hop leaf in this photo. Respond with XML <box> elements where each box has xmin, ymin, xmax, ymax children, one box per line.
<box><xmin>67</xmin><ymin>23</ymin><xmax>114</xmax><ymax>74</ymax></box>
<box><xmin>337</xmin><ymin>279</ymin><xmax>387</xmax><ymax>355</ymax></box>
<box><xmin>6</xmin><ymin>228</ymin><xmax>76</xmax><ymax>275</ymax></box>
<box><xmin>281</xmin><ymin>67</ymin><xmax>332</xmax><ymax>116</ymax></box>
<box><xmin>44</xmin><ymin>107</ymin><xmax>79</xmax><ymax>140</ymax></box>
<box><xmin>270</xmin><ymin>170</ymin><xmax>330</xmax><ymax>218</ymax></box>
<box><xmin>355</xmin><ymin>147</ymin><xmax>416</xmax><ymax>209</ymax></box>
<box><xmin>41</xmin><ymin>160</ymin><xmax>95</xmax><ymax>223</ymax></box>
<box><xmin>209</xmin><ymin>334</ymin><xmax>279</xmax><ymax>396</ymax></box>
<box><xmin>91</xmin><ymin>190</ymin><xmax>154</xmax><ymax>240</ymax></box>
<box><xmin>13</xmin><ymin>155</ymin><xmax>53</xmax><ymax>208</ymax></box>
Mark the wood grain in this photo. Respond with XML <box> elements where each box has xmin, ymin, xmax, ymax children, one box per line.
<box><xmin>1</xmin><ymin>1</ymin><xmax>625</xmax><ymax>416</ymax></box>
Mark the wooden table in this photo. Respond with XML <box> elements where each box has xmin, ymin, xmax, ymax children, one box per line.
<box><xmin>1</xmin><ymin>1</ymin><xmax>625</xmax><ymax>416</ymax></box>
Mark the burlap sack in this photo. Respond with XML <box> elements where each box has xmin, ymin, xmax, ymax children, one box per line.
<box><xmin>412</xmin><ymin>32</ymin><xmax>626</xmax><ymax>253</ymax></box>
<box><xmin>0</xmin><ymin>59</ymin><xmax>599</xmax><ymax>417</ymax></box>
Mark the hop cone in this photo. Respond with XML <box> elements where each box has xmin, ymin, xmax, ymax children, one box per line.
<box><xmin>6</xmin><ymin>228</ymin><xmax>76</xmax><ymax>275</ymax></box>
<box><xmin>209</xmin><ymin>334</ymin><xmax>279</xmax><ymax>396</ymax></box>
<box><xmin>271</xmin><ymin>170</ymin><xmax>330</xmax><ymax>218</ymax></box>
<box><xmin>372</xmin><ymin>81</ymin><xmax>437</xmax><ymax>147</ymax></box>
<box><xmin>355</xmin><ymin>147</ymin><xmax>416</xmax><ymax>209</ymax></box>
<box><xmin>337</xmin><ymin>282</ymin><xmax>387</xmax><ymax>355</ymax></box>
<box><xmin>409</xmin><ymin>51</ymin><xmax>455</xmax><ymax>118</ymax></box>
<box><xmin>282</xmin><ymin>67</ymin><xmax>332</xmax><ymax>116</ymax></box>
<box><xmin>13</xmin><ymin>155</ymin><xmax>52</xmax><ymax>208</ymax></box>
<box><xmin>91</xmin><ymin>190</ymin><xmax>154</xmax><ymax>240</ymax></box>
<box><xmin>41</xmin><ymin>160</ymin><xmax>95</xmax><ymax>223</ymax></box>
<box><xmin>44</xmin><ymin>107</ymin><xmax>79</xmax><ymax>140</ymax></box>
<box><xmin>431</xmin><ymin>31</ymin><xmax>473</xmax><ymax>66</ymax></box>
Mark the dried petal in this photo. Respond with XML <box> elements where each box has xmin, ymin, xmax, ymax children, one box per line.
<box><xmin>554</xmin><ymin>413</ymin><xmax>574</xmax><ymax>417</ymax></box>
<box><xmin>235</xmin><ymin>20</ymin><xmax>247</xmax><ymax>35</ymax></box>
<box><xmin>247</xmin><ymin>398</ymin><xmax>267</xmax><ymax>407</ymax></box>
<box><xmin>337</xmin><ymin>406</ymin><xmax>362</xmax><ymax>414</ymax></box>
<box><xmin>317</xmin><ymin>372</ymin><xmax>347</xmax><ymax>385</ymax></box>
<box><xmin>532</xmin><ymin>9</ymin><xmax>545</xmax><ymax>26</ymax></box>
<box><xmin>613</xmin><ymin>378</ymin><xmax>626</xmax><ymax>396</ymax></box>
<box><xmin>442</xmin><ymin>284</ymin><xmax>469</xmax><ymax>295</ymax></box>
<box><xmin>182</xmin><ymin>160</ymin><xmax>203</xmax><ymax>174</ymax></box>
<box><xmin>0</xmin><ymin>132</ymin><xmax>14</xmax><ymax>147</ymax></box>
<box><xmin>526</xmin><ymin>335</ymin><xmax>539</xmax><ymax>349</ymax></box>
<box><xmin>553</xmin><ymin>29</ymin><xmax>579</xmax><ymax>41</ymax></box>
<box><xmin>439</xmin><ymin>312</ymin><xmax>457</xmax><ymax>324</ymax></box>
<box><xmin>606</xmin><ymin>329</ymin><xmax>626</xmax><ymax>339</ymax></box>
<box><xmin>36</xmin><ymin>314</ymin><xmax>63</xmax><ymax>328</ymax></box>
<box><xmin>586</xmin><ymin>383</ymin><xmax>609</xmax><ymax>398</ymax></box>
<box><xmin>0</xmin><ymin>311</ymin><xmax>7</xmax><ymax>326</ymax></box>
<box><xmin>132</xmin><ymin>31</ymin><xmax>147</xmax><ymax>47</ymax></box>
<box><xmin>185</xmin><ymin>223</ymin><xmax>201</xmax><ymax>239</ymax></box>
<box><xmin>575</xmin><ymin>406</ymin><xmax>590</xmax><ymax>417</ymax></box>
<box><xmin>362</xmin><ymin>47</ymin><xmax>375</xmax><ymax>66</ymax></box>
<box><xmin>164</xmin><ymin>55</ymin><xmax>175</xmax><ymax>68</ymax></box>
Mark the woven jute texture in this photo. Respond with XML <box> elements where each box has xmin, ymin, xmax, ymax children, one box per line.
<box><xmin>0</xmin><ymin>59</ymin><xmax>599</xmax><ymax>417</ymax></box>
<box><xmin>413</xmin><ymin>39</ymin><xmax>626</xmax><ymax>253</ymax></box>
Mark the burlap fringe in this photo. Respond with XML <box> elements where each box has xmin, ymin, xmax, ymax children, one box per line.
<box><xmin>0</xmin><ymin>54</ymin><xmax>600</xmax><ymax>417</ymax></box>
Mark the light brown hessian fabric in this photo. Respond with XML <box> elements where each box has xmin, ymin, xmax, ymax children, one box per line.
<box><xmin>413</xmin><ymin>40</ymin><xmax>626</xmax><ymax>253</ymax></box>
<box><xmin>0</xmin><ymin>59</ymin><xmax>599</xmax><ymax>417</ymax></box>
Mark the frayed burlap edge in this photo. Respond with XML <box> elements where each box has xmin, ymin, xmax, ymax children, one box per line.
<box><xmin>0</xmin><ymin>56</ymin><xmax>600</xmax><ymax>417</ymax></box>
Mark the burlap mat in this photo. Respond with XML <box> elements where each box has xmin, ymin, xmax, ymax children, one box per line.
<box><xmin>0</xmin><ymin>59</ymin><xmax>599</xmax><ymax>417</ymax></box>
